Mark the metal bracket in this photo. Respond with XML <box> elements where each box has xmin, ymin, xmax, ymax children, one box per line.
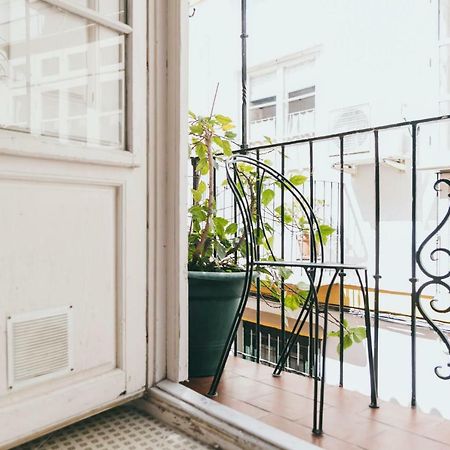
<box><xmin>382</xmin><ymin>157</ymin><xmax>406</xmax><ymax>172</ymax></box>
<box><xmin>331</xmin><ymin>162</ymin><xmax>357</xmax><ymax>175</ymax></box>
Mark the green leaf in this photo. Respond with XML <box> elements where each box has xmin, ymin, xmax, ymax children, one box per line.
<box><xmin>343</xmin><ymin>318</ymin><xmax>349</xmax><ymax>328</ymax></box>
<box><xmin>215</xmin><ymin>114</ymin><xmax>232</xmax><ymax>125</ymax></box>
<box><xmin>190</xmin><ymin>123</ymin><xmax>203</xmax><ymax>135</ymax></box>
<box><xmin>189</xmin><ymin>205</ymin><xmax>207</xmax><ymax>222</ymax></box>
<box><xmin>328</xmin><ymin>330</ymin><xmax>340</xmax><ymax>337</ymax></box>
<box><xmin>197</xmin><ymin>158</ymin><xmax>209</xmax><ymax>175</ymax></box>
<box><xmin>337</xmin><ymin>333</ymin><xmax>353</xmax><ymax>354</ymax></box>
<box><xmin>289</xmin><ymin>174</ymin><xmax>308</xmax><ymax>186</ymax></box>
<box><xmin>263</xmin><ymin>222</ymin><xmax>274</xmax><ymax>234</ymax></box>
<box><xmin>191</xmin><ymin>188</ymin><xmax>202</xmax><ymax>202</ymax></box>
<box><xmin>285</xmin><ymin>294</ymin><xmax>300</xmax><ymax>311</ymax></box>
<box><xmin>351</xmin><ymin>327</ymin><xmax>367</xmax><ymax>343</ymax></box>
<box><xmin>194</xmin><ymin>142</ymin><xmax>207</xmax><ymax>159</ymax></box>
<box><xmin>221</xmin><ymin>139</ymin><xmax>232</xmax><ymax>157</ymax></box>
<box><xmin>284</xmin><ymin>212</ymin><xmax>293</xmax><ymax>224</ymax></box>
<box><xmin>316</xmin><ymin>224</ymin><xmax>335</xmax><ymax>245</ymax></box>
<box><xmin>225</xmin><ymin>223</ymin><xmax>238</xmax><ymax>235</ymax></box>
<box><xmin>239</xmin><ymin>163</ymin><xmax>254</xmax><ymax>173</ymax></box>
<box><xmin>225</xmin><ymin>131</ymin><xmax>237</xmax><ymax>140</ymax></box>
<box><xmin>278</xmin><ymin>267</ymin><xmax>293</xmax><ymax>280</ymax></box>
<box><xmin>213</xmin><ymin>216</ymin><xmax>228</xmax><ymax>237</ymax></box>
<box><xmin>211</xmin><ymin>135</ymin><xmax>233</xmax><ymax>157</ymax></box>
<box><xmin>222</xmin><ymin>123</ymin><xmax>235</xmax><ymax>131</ymax></box>
<box><xmin>188</xmin><ymin>111</ymin><xmax>197</xmax><ymax>119</ymax></box>
<box><xmin>261</xmin><ymin>189</ymin><xmax>275</xmax><ymax>206</ymax></box>
<box><xmin>197</xmin><ymin>180</ymin><xmax>206</xmax><ymax>194</ymax></box>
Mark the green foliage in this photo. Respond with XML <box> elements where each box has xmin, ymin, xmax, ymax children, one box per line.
<box><xmin>328</xmin><ymin>319</ymin><xmax>367</xmax><ymax>354</ymax></box>
<box><xmin>261</xmin><ymin>189</ymin><xmax>275</xmax><ymax>206</ymax></box>
<box><xmin>188</xmin><ymin>112</ymin><xmax>243</xmax><ymax>272</ymax></box>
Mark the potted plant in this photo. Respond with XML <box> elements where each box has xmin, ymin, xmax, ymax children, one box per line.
<box><xmin>187</xmin><ymin>112</ymin><xmax>367</xmax><ymax>377</ymax></box>
<box><xmin>188</xmin><ymin>111</ymin><xmax>246</xmax><ymax>377</ymax></box>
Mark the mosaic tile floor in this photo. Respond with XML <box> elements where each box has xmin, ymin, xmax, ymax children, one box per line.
<box><xmin>16</xmin><ymin>405</ymin><xmax>211</xmax><ymax>450</ymax></box>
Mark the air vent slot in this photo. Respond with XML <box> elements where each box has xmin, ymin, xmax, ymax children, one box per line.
<box><xmin>7</xmin><ymin>306</ymin><xmax>74</xmax><ymax>389</ymax></box>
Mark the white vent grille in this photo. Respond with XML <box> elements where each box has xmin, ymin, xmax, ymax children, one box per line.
<box><xmin>7</xmin><ymin>306</ymin><xmax>73</xmax><ymax>389</ymax></box>
<box><xmin>331</xmin><ymin>104</ymin><xmax>371</xmax><ymax>155</ymax></box>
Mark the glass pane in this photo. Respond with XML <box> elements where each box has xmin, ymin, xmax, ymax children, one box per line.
<box><xmin>249</xmin><ymin>71</ymin><xmax>276</xmax><ymax>101</ymax></box>
<box><xmin>0</xmin><ymin>0</ymin><xmax>126</xmax><ymax>148</ymax></box>
<box><xmin>71</xmin><ymin>0</ymin><xmax>126</xmax><ymax>23</ymax></box>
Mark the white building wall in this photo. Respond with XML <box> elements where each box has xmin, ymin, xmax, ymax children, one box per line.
<box><xmin>189</xmin><ymin>0</ymin><xmax>449</xmax><ymax>296</ymax></box>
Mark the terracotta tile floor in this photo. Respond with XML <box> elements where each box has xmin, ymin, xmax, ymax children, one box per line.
<box><xmin>183</xmin><ymin>357</ymin><xmax>450</xmax><ymax>450</ymax></box>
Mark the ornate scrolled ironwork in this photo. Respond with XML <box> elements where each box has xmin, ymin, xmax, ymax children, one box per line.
<box><xmin>416</xmin><ymin>178</ymin><xmax>450</xmax><ymax>380</ymax></box>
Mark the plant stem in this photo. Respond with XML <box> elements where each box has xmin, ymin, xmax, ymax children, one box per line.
<box><xmin>194</xmin><ymin>133</ymin><xmax>214</xmax><ymax>258</ymax></box>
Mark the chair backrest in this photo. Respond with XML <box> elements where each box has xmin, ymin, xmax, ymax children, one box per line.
<box><xmin>225</xmin><ymin>154</ymin><xmax>325</xmax><ymax>267</ymax></box>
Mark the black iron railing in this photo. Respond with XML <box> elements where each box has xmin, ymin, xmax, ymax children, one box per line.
<box><xmin>209</xmin><ymin>114</ymin><xmax>450</xmax><ymax>407</ymax></box>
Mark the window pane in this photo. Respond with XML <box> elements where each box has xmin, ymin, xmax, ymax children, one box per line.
<box><xmin>0</xmin><ymin>0</ymin><xmax>126</xmax><ymax>148</ymax></box>
<box><xmin>71</xmin><ymin>0</ymin><xmax>126</xmax><ymax>23</ymax></box>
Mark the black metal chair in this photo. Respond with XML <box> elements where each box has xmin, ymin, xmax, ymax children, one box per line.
<box><xmin>207</xmin><ymin>154</ymin><xmax>378</xmax><ymax>435</ymax></box>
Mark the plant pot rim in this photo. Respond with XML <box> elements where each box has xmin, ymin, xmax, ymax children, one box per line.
<box><xmin>188</xmin><ymin>270</ymin><xmax>247</xmax><ymax>280</ymax></box>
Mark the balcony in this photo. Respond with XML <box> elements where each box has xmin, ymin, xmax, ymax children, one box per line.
<box><xmin>186</xmin><ymin>114</ymin><xmax>450</xmax><ymax>448</ymax></box>
<box><xmin>185</xmin><ymin>356</ymin><xmax>450</xmax><ymax>450</ymax></box>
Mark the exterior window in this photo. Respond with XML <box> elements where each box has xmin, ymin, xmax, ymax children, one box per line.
<box><xmin>249</xmin><ymin>60</ymin><xmax>316</xmax><ymax>144</ymax></box>
<box><xmin>0</xmin><ymin>0</ymin><xmax>126</xmax><ymax>148</ymax></box>
<box><xmin>249</xmin><ymin>71</ymin><xmax>277</xmax><ymax>143</ymax></box>
<box><xmin>286</xmin><ymin>86</ymin><xmax>315</xmax><ymax>138</ymax></box>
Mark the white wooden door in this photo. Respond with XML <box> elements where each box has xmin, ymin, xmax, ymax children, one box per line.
<box><xmin>0</xmin><ymin>1</ymin><xmax>147</xmax><ymax>446</ymax></box>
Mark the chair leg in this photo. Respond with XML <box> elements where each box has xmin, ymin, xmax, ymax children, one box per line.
<box><xmin>273</xmin><ymin>292</ymin><xmax>314</xmax><ymax>377</ymax></box>
<box><xmin>357</xmin><ymin>269</ymin><xmax>378</xmax><ymax>408</ymax></box>
<box><xmin>303</xmin><ymin>269</ymin><xmax>321</xmax><ymax>435</ymax></box>
<box><xmin>316</xmin><ymin>270</ymin><xmax>340</xmax><ymax>434</ymax></box>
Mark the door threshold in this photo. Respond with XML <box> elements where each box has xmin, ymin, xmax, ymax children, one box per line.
<box><xmin>135</xmin><ymin>380</ymin><xmax>319</xmax><ymax>450</ymax></box>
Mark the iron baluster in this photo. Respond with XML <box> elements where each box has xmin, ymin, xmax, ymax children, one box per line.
<box><xmin>374</xmin><ymin>129</ymin><xmax>380</xmax><ymax>389</ymax></box>
<box><xmin>410</xmin><ymin>123</ymin><xmax>418</xmax><ymax>407</ymax></box>
<box><xmin>339</xmin><ymin>135</ymin><xmax>345</xmax><ymax>387</ymax></box>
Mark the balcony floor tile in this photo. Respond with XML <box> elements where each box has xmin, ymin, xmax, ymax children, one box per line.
<box><xmin>185</xmin><ymin>356</ymin><xmax>450</xmax><ymax>450</ymax></box>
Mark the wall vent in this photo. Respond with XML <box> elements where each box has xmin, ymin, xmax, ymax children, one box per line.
<box><xmin>7</xmin><ymin>306</ymin><xmax>74</xmax><ymax>389</ymax></box>
<box><xmin>330</xmin><ymin>104</ymin><xmax>371</xmax><ymax>155</ymax></box>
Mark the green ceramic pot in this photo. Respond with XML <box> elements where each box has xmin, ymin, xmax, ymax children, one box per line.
<box><xmin>188</xmin><ymin>271</ymin><xmax>246</xmax><ymax>377</ymax></box>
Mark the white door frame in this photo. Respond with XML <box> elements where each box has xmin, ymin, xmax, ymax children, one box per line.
<box><xmin>147</xmin><ymin>0</ymin><xmax>189</xmax><ymax>386</ymax></box>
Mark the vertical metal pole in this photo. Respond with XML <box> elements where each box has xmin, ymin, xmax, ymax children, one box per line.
<box><xmin>256</xmin><ymin>148</ymin><xmax>261</xmax><ymax>363</ymax></box>
<box><xmin>234</xmin><ymin>0</ymin><xmax>248</xmax><ymax>357</ymax></box>
<box><xmin>241</xmin><ymin>0</ymin><xmax>248</xmax><ymax>152</ymax></box>
<box><xmin>373</xmin><ymin>130</ymin><xmax>380</xmax><ymax>390</ymax></box>
<box><xmin>309</xmin><ymin>141</ymin><xmax>314</xmax><ymax>376</ymax></box>
<box><xmin>339</xmin><ymin>135</ymin><xmax>345</xmax><ymax>387</ymax></box>
<box><xmin>410</xmin><ymin>123</ymin><xmax>418</xmax><ymax>407</ymax></box>
<box><xmin>281</xmin><ymin>145</ymin><xmax>286</xmax><ymax>363</ymax></box>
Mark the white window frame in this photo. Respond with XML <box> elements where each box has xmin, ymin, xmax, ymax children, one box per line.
<box><xmin>0</xmin><ymin>0</ymin><xmax>146</xmax><ymax>168</ymax></box>
<box><xmin>247</xmin><ymin>47</ymin><xmax>319</xmax><ymax>145</ymax></box>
